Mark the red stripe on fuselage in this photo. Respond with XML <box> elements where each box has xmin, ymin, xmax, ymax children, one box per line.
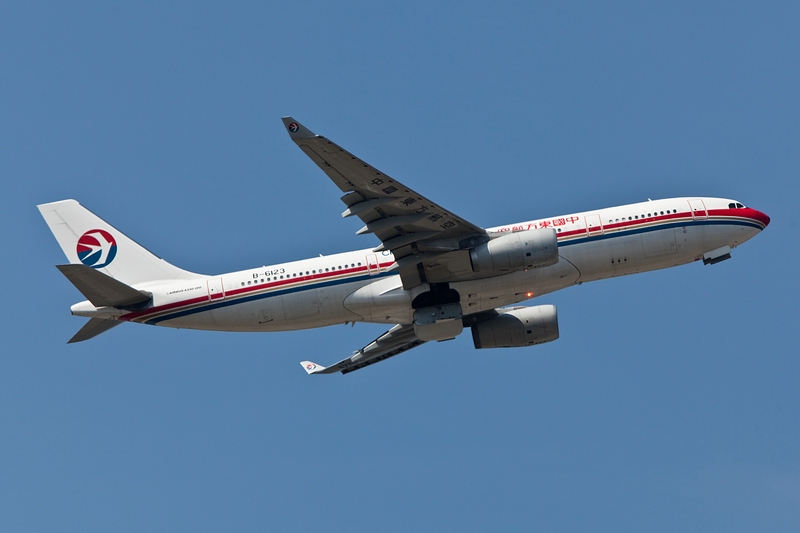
<box><xmin>555</xmin><ymin>208</ymin><xmax>766</xmax><ymax>240</ymax></box>
<box><xmin>708</xmin><ymin>207</ymin><xmax>769</xmax><ymax>227</ymax></box>
<box><xmin>122</xmin><ymin>209</ymin><xmax>766</xmax><ymax>324</ymax></box>
<box><xmin>121</xmin><ymin>261</ymin><xmax>395</xmax><ymax>322</ymax></box>
<box><xmin>119</xmin><ymin>295</ymin><xmax>209</xmax><ymax>322</ymax></box>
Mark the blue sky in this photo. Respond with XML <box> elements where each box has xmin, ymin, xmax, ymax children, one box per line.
<box><xmin>2</xmin><ymin>1</ymin><xmax>798</xmax><ymax>531</ymax></box>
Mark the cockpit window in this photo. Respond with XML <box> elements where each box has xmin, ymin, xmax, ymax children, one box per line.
<box><xmin>736</xmin><ymin>202</ymin><xmax>745</xmax><ymax>208</ymax></box>
<box><xmin>729</xmin><ymin>202</ymin><xmax>746</xmax><ymax>209</ymax></box>
<box><xmin>728</xmin><ymin>203</ymin><xmax>735</xmax><ymax>209</ymax></box>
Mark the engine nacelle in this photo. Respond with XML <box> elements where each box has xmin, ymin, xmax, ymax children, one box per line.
<box><xmin>470</xmin><ymin>229</ymin><xmax>558</xmax><ymax>273</ymax></box>
<box><xmin>471</xmin><ymin>305</ymin><xmax>559</xmax><ymax>349</ymax></box>
<box><xmin>344</xmin><ymin>277</ymin><xmax>413</xmax><ymax>323</ymax></box>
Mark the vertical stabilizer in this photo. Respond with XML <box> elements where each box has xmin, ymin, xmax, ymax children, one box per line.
<box><xmin>38</xmin><ymin>199</ymin><xmax>203</xmax><ymax>285</ymax></box>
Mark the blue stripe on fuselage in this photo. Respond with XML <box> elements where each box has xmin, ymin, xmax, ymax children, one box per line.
<box><xmin>145</xmin><ymin>218</ymin><xmax>760</xmax><ymax>325</ymax></box>
<box><xmin>557</xmin><ymin>218</ymin><xmax>763</xmax><ymax>247</ymax></box>
<box><xmin>144</xmin><ymin>270</ymin><xmax>395</xmax><ymax>325</ymax></box>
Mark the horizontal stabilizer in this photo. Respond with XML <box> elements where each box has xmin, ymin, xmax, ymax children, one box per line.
<box><xmin>69</xmin><ymin>318</ymin><xmax>122</xmax><ymax>343</ymax></box>
<box><xmin>56</xmin><ymin>264</ymin><xmax>152</xmax><ymax>308</ymax></box>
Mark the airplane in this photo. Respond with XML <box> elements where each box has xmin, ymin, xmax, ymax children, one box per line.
<box><xmin>38</xmin><ymin>117</ymin><xmax>770</xmax><ymax>375</ymax></box>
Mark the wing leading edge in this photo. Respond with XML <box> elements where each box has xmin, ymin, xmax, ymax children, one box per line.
<box><xmin>282</xmin><ymin>117</ymin><xmax>489</xmax><ymax>289</ymax></box>
<box><xmin>300</xmin><ymin>324</ymin><xmax>426</xmax><ymax>375</ymax></box>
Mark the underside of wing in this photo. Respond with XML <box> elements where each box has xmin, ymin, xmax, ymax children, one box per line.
<box><xmin>300</xmin><ymin>324</ymin><xmax>425</xmax><ymax>375</ymax></box>
<box><xmin>282</xmin><ymin>117</ymin><xmax>490</xmax><ymax>289</ymax></box>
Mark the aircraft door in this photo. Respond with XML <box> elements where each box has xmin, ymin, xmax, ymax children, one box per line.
<box><xmin>366</xmin><ymin>254</ymin><xmax>380</xmax><ymax>275</ymax></box>
<box><xmin>207</xmin><ymin>278</ymin><xmax>224</xmax><ymax>300</ymax></box>
<box><xmin>584</xmin><ymin>214</ymin><xmax>603</xmax><ymax>236</ymax></box>
<box><xmin>688</xmin><ymin>199</ymin><xmax>708</xmax><ymax>220</ymax></box>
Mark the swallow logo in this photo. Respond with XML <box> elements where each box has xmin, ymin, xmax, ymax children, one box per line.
<box><xmin>305</xmin><ymin>363</ymin><xmax>317</xmax><ymax>371</ymax></box>
<box><xmin>288</xmin><ymin>122</ymin><xmax>299</xmax><ymax>133</ymax></box>
<box><xmin>77</xmin><ymin>229</ymin><xmax>117</xmax><ymax>268</ymax></box>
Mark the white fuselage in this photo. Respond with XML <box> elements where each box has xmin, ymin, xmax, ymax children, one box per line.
<box><xmin>71</xmin><ymin>197</ymin><xmax>768</xmax><ymax>332</ymax></box>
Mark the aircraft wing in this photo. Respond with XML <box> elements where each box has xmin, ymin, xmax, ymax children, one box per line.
<box><xmin>282</xmin><ymin>117</ymin><xmax>489</xmax><ymax>289</ymax></box>
<box><xmin>300</xmin><ymin>324</ymin><xmax>425</xmax><ymax>375</ymax></box>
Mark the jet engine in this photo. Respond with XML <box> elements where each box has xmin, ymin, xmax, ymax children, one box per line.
<box><xmin>470</xmin><ymin>229</ymin><xmax>558</xmax><ymax>273</ymax></box>
<box><xmin>471</xmin><ymin>304</ymin><xmax>559</xmax><ymax>349</ymax></box>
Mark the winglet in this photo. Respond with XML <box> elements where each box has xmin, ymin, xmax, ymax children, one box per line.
<box><xmin>300</xmin><ymin>360</ymin><xmax>327</xmax><ymax>375</ymax></box>
<box><xmin>281</xmin><ymin>117</ymin><xmax>317</xmax><ymax>140</ymax></box>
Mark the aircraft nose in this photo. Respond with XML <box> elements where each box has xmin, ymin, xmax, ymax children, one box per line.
<box><xmin>755</xmin><ymin>209</ymin><xmax>770</xmax><ymax>227</ymax></box>
<box><xmin>749</xmin><ymin>208</ymin><xmax>770</xmax><ymax>228</ymax></box>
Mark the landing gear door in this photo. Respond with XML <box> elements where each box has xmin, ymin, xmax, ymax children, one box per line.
<box><xmin>207</xmin><ymin>278</ymin><xmax>224</xmax><ymax>300</ymax></box>
<box><xmin>688</xmin><ymin>199</ymin><xmax>708</xmax><ymax>220</ymax></box>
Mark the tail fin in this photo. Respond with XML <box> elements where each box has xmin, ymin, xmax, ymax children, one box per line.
<box><xmin>38</xmin><ymin>199</ymin><xmax>202</xmax><ymax>285</ymax></box>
